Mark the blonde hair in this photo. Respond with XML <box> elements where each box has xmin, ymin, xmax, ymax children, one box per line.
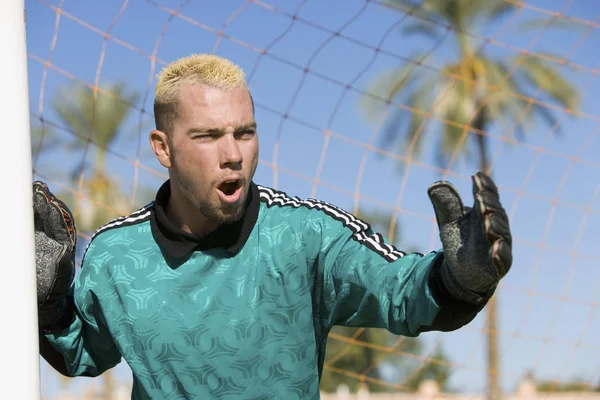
<box><xmin>153</xmin><ymin>53</ymin><xmax>250</xmax><ymax>133</ymax></box>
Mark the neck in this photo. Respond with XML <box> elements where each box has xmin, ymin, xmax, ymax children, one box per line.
<box><xmin>166</xmin><ymin>181</ymin><xmax>219</xmax><ymax>238</ymax></box>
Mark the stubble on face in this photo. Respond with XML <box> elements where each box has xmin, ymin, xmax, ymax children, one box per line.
<box><xmin>171</xmin><ymin>146</ymin><xmax>249</xmax><ymax>226</ymax></box>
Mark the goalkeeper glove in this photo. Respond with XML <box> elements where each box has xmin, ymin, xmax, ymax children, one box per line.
<box><xmin>428</xmin><ymin>171</ymin><xmax>513</xmax><ymax>305</ymax></box>
<box><xmin>33</xmin><ymin>181</ymin><xmax>77</xmax><ymax>331</ymax></box>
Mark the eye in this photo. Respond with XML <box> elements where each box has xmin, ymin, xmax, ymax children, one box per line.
<box><xmin>193</xmin><ymin>133</ymin><xmax>214</xmax><ymax>140</ymax></box>
<box><xmin>237</xmin><ymin>129</ymin><xmax>256</xmax><ymax>139</ymax></box>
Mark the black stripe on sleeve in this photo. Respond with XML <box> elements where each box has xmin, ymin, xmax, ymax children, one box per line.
<box><xmin>258</xmin><ymin>186</ymin><xmax>409</xmax><ymax>262</ymax></box>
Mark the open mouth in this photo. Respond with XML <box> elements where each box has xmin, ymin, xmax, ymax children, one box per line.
<box><xmin>217</xmin><ymin>179</ymin><xmax>243</xmax><ymax>203</ymax></box>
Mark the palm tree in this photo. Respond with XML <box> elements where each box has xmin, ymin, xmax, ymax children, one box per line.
<box><xmin>50</xmin><ymin>82</ymin><xmax>145</xmax><ymax>234</ymax></box>
<box><xmin>35</xmin><ymin>81</ymin><xmax>148</xmax><ymax>399</ymax></box>
<box><xmin>360</xmin><ymin>1</ymin><xmax>580</xmax><ymax>399</ymax></box>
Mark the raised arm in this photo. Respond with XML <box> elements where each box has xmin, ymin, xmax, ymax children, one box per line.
<box><xmin>310</xmin><ymin>172</ymin><xmax>512</xmax><ymax>336</ymax></box>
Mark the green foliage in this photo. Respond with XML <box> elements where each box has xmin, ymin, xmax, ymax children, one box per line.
<box><xmin>362</xmin><ymin>0</ymin><xmax>581</xmax><ymax>170</ymax></box>
<box><xmin>32</xmin><ymin>81</ymin><xmax>157</xmax><ymax>237</ymax></box>
<box><xmin>50</xmin><ymin>81</ymin><xmax>141</xmax><ymax>179</ymax></box>
<box><xmin>357</xmin><ymin>2</ymin><xmax>583</xmax><ymax>399</ymax></box>
<box><xmin>536</xmin><ymin>379</ymin><xmax>599</xmax><ymax>393</ymax></box>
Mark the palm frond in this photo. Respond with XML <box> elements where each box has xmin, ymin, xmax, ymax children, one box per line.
<box><xmin>476</xmin><ymin>58</ymin><xmax>534</xmax><ymax>141</ymax></box>
<box><xmin>516</xmin><ymin>16</ymin><xmax>589</xmax><ymax>32</ymax></box>
<box><xmin>420</xmin><ymin>0</ymin><xmax>500</xmax><ymax>28</ymax></box>
<box><xmin>530</xmin><ymin>102</ymin><xmax>562</xmax><ymax>135</ymax></box>
<box><xmin>377</xmin><ymin>89</ymin><xmax>428</xmax><ymax>167</ymax></box>
<box><xmin>403</xmin><ymin>78</ymin><xmax>438</xmax><ymax>159</ymax></box>
<box><xmin>434</xmin><ymin>69</ymin><xmax>477</xmax><ymax>165</ymax></box>
<box><xmin>482</xmin><ymin>0</ymin><xmax>517</xmax><ymax>21</ymax></box>
<box><xmin>383</xmin><ymin>0</ymin><xmax>444</xmax><ymax>25</ymax></box>
<box><xmin>400</xmin><ymin>20</ymin><xmax>444</xmax><ymax>41</ymax></box>
<box><xmin>30</xmin><ymin>123</ymin><xmax>61</xmax><ymax>156</ymax></box>
<box><xmin>513</xmin><ymin>53</ymin><xmax>580</xmax><ymax>110</ymax></box>
<box><xmin>496</xmin><ymin>98</ymin><xmax>533</xmax><ymax>143</ymax></box>
<box><xmin>360</xmin><ymin>60</ymin><xmax>425</xmax><ymax>121</ymax></box>
<box><xmin>370</xmin><ymin>69</ymin><xmax>439</xmax><ymax>169</ymax></box>
<box><xmin>478</xmin><ymin>58</ymin><xmax>566</xmax><ymax>142</ymax></box>
<box><xmin>434</xmin><ymin>0</ymin><xmax>468</xmax><ymax>26</ymax></box>
<box><xmin>50</xmin><ymin>82</ymin><xmax>140</xmax><ymax>150</ymax></box>
<box><xmin>363</xmin><ymin>0</ymin><xmax>581</xmax><ymax>178</ymax></box>
<box><xmin>92</xmin><ymin>83</ymin><xmax>140</xmax><ymax>145</ymax></box>
<box><xmin>378</xmin><ymin>104</ymin><xmax>408</xmax><ymax>152</ymax></box>
<box><xmin>52</xmin><ymin>86</ymin><xmax>94</xmax><ymax>143</ymax></box>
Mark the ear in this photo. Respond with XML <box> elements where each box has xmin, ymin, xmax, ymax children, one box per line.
<box><xmin>149</xmin><ymin>129</ymin><xmax>172</xmax><ymax>168</ymax></box>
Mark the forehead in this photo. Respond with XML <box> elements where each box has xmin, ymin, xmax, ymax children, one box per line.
<box><xmin>176</xmin><ymin>84</ymin><xmax>254</xmax><ymax>129</ymax></box>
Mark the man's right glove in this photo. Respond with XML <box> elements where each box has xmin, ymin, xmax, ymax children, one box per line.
<box><xmin>33</xmin><ymin>181</ymin><xmax>77</xmax><ymax>331</ymax></box>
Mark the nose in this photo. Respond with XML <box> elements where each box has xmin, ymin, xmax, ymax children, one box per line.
<box><xmin>220</xmin><ymin>134</ymin><xmax>243</xmax><ymax>168</ymax></box>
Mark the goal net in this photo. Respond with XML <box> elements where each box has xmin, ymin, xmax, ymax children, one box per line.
<box><xmin>18</xmin><ymin>0</ymin><xmax>600</xmax><ymax>398</ymax></box>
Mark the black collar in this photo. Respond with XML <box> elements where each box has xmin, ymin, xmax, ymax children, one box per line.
<box><xmin>150</xmin><ymin>180</ymin><xmax>260</xmax><ymax>260</ymax></box>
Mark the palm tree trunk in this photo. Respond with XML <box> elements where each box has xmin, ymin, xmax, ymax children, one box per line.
<box><xmin>102</xmin><ymin>369</ymin><xmax>114</xmax><ymax>400</ymax></box>
<box><xmin>473</xmin><ymin>110</ymin><xmax>501</xmax><ymax>400</ymax></box>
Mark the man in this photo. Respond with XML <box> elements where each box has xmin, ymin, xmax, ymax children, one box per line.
<box><xmin>34</xmin><ymin>54</ymin><xmax>512</xmax><ymax>399</ymax></box>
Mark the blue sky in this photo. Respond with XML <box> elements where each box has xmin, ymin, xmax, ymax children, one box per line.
<box><xmin>24</xmin><ymin>0</ymin><xmax>600</xmax><ymax>397</ymax></box>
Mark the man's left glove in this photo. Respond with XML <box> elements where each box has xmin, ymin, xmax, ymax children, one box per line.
<box><xmin>427</xmin><ymin>171</ymin><xmax>512</xmax><ymax>305</ymax></box>
<box><xmin>33</xmin><ymin>181</ymin><xmax>77</xmax><ymax>330</ymax></box>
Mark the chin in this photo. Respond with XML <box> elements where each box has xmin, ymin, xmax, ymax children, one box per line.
<box><xmin>201</xmin><ymin>183</ymin><xmax>250</xmax><ymax>225</ymax></box>
<box><xmin>215</xmin><ymin>197</ymin><xmax>248</xmax><ymax>223</ymax></box>
<box><xmin>219</xmin><ymin>207</ymin><xmax>246</xmax><ymax>225</ymax></box>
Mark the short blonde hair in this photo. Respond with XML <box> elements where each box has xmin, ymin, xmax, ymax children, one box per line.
<box><xmin>153</xmin><ymin>53</ymin><xmax>250</xmax><ymax>133</ymax></box>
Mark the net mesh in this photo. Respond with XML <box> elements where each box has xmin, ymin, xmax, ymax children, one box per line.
<box><xmin>25</xmin><ymin>0</ymin><xmax>600</xmax><ymax>398</ymax></box>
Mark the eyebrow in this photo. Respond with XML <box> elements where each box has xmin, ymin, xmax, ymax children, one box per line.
<box><xmin>186</xmin><ymin>122</ymin><xmax>257</xmax><ymax>135</ymax></box>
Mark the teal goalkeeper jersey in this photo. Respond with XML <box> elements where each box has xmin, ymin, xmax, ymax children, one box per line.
<box><xmin>40</xmin><ymin>181</ymin><xmax>488</xmax><ymax>399</ymax></box>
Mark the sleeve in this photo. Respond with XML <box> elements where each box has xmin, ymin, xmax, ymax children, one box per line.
<box><xmin>39</xmin><ymin>245</ymin><xmax>122</xmax><ymax>378</ymax></box>
<box><xmin>307</xmin><ymin>208</ymin><xmax>493</xmax><ymax>337</ymax></box>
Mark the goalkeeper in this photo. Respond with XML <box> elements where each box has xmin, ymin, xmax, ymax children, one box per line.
<box><xmin>35</xmin><ymin>54</ymin><xmax>512</xmax><ymax>399</ymax></box>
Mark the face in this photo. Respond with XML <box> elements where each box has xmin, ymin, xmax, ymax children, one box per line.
<box><xmin>150</xmin><ymin>84</ymin><xmax>259</xmax><ymax>228</ymax></box>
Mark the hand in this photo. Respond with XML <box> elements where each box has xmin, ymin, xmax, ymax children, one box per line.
<box><xmin>33</xmin><ymin>181</ymin><xmax>77</xmax><ymax>328</ymax></box>
<box><xmin>427</xmin><ymin>171</ymin><xmax>512</xmax><ymax>305</ymax></box>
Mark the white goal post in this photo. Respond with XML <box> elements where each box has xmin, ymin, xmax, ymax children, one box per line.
<box><xmin>0</xmin><ymin>0</ymin><xmax>41</xmax><ymax>399</ymax></box>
